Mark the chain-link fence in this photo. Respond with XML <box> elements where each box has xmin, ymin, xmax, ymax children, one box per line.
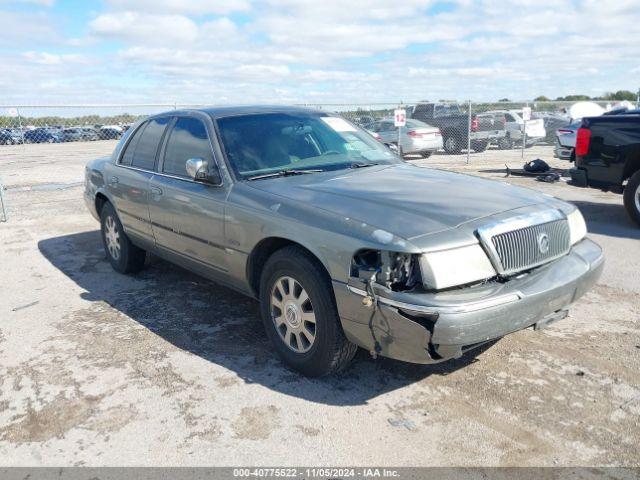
<box><xmin>0</xmin><ymin>100</ymin><xmax>636</xmax><ymax>163</ymax></box>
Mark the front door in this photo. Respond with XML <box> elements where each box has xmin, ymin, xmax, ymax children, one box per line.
<box><xmin>148</xmin><ymin>114</ymin><xmax>228</xmax><ymax>272</ymax></box>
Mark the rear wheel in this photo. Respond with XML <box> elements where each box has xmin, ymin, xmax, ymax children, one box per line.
<box><xmin>471</xmin><ymin>140</ymin><xmax>489</xmax><ymax>153</ymax></box>
<box><xmin>259</xmin><ymin>246</ymin><xmax>357</xmax><ymax>377</ymax></box>
<box><xmin>497</xmin><ymin>135</ymin><xmax>513</xmax><ymax>150</ymax></box>
<box><xmin>420</xmin><ymin>151</ymin><xmax>432</xmax><ymax>158</ymax></box>
<box><xmin>100</xmin><ymin>202</ymin><xmax>147</xmax><ymax>273</ymax></box>
<box><xmin>623</xmin><ymin>171</ymin><xmax>640</xmax><ymax>227</ymax></box>
<box><xmin>443</xmin><ymin>135</ymin><xmax>461</xmax><ymax>154</ymax></box>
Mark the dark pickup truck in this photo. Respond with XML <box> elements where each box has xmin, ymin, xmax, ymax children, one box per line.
<box><xmin>411</xmin><ymin>102</ymin><xmax>505</xmax><ymax>154</ymax></box>
<box><xmin>570</xmin><ymin>112</ymin><xmax>640</xmax><ymax>226</ymax></box>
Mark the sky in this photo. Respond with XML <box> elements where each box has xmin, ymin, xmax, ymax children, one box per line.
<box><xmin>0</xmin><ymin>0</ymin><xmax>639</xmax><ymax>105</ymax></box>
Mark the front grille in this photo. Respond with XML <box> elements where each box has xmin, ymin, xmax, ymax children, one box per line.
<box><xmin>490</xmin><ymin>219</ymin><xmax>570</xmax><ymax>274</ymax></box>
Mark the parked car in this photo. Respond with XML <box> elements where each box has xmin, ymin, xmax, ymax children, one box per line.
<box><xmin>85</xmin><ymin>106</ymin><xmax>603</xmax><ymax>376</ymax></box>
<box><xmin>570</xmin><ymin>113</ymin><xmax>640</xmax><ymax>226</ymax></box>
<box><xmin>411</xmin><ymin>102</ymin><xmax>505</xmax><ymax>154</ymax></box>
<box><xmin>365</xmin><ymin>118</ymin><xmax>442</xmax><ymax>157</ymax></box>
<box><xmin>0</xmin><ymin>128</ymin><xmax>23</xmax><ymax>145</ymax></box>
<box><xmin>485</xmin><ymin>110</ymin><xmax>546</xmax><ymax>149</ymax></box>
<box><xmin>81</xmin><ymin>127</ymin><xmax>100</xmax><ymax>141</ymax></box>
<box><xmin>533</xmin><ymin>112</ymin><xmax>571</xmax><ymax>145</ymax></box>
<box><xmin>98</xmin><ymin>127</ymin><xmax>123</xmax><ymax>140</ymax></box>
<box><xmin>23</xmin><ymin>128</ymin><xmax>61</xmax><ymax>143</ymax></box>
<box><xmin>554</xmin><ymin>121</ymin><xmax>581</xmax><ymax>161</ymax></box>
<box><xmin>62</xmin><ymin>127</ymin><xmax>99</xmax><ymax>142</ymax></box>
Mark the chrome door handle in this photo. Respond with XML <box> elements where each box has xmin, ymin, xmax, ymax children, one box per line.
<box><xmin>150</xmin><ymin>186</ymin><xmax>163</xmax><ymax>196</ymax></box>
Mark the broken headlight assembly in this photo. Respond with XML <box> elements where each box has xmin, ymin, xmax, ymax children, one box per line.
<box><xmin>351</xmin><ymin>250</ymin><xmax>422</xmax><ymax>291</ymax></box>
<box><xmin>418</xmin><ymin>244</ymin><xmax>496</xmax><ymax>290</ymax></box>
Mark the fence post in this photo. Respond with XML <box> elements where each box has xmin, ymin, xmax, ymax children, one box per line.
<box><xmin>521</xmin><ymin>101</ymin><xmax>528</xmax><ymax>160</ymax></box>
<box><xmin>0</xmin><ymin>177</ymin><xmax>7</xmax><ymax>222</ymax></box>
<box><xmin>17</xmin><ymin>107</ymin><xmax>25</xmax><ymax>148</ymax></box>
<box><xmin>467</xmin><ymin>99</ymin><xmax>471</xmax><ymax>165</ymax></box>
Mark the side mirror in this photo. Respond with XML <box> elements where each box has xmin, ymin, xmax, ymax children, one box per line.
<box><xmin>185</xmin><ymin>157</ymin><xmax>222</xmax><ymax>185</ymax></box>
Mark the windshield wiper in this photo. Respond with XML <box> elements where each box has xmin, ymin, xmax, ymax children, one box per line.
<box><xmin>246</xmin><ymin>169</ymin><xmax>323</xmax><ymax>181</ymax></box>
<box><xmin>349</xmin><ymin>162</ymin><xmax>379</xmax><ymax>169</ymax></box>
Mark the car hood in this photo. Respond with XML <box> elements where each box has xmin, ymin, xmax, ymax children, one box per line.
<box><xmin>247</xmin><ymin>163</ymin><xmax>555</xmax><ymax>241</ymax></box>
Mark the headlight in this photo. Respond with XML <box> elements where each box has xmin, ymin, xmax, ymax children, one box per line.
<box><xmin>567</xmin><ymin>208</ymin><xmax>587</xmax><ymax>245</ymax></box>
<box><xmin>419</xmin><ymin>244</ymin><xmax>496</xmax><ymax>290</ymax></box>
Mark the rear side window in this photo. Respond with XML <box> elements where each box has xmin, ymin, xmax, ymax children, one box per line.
<box><xmin>119</xmin><ymin>124</ymin><xmax>145</xmax><ymax>166</ymax></box>
<box><xmin>162</xmin><ymin>117</ymin><xmax>213</xmax><ymax>178</ymax></box>
<box><xmin>131</xmin><ymin>117</ymin><xmax>169</xmax><ymax>170</ymax></box>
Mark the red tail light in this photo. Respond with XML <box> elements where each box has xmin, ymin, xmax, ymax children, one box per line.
<box><xmin>471</xmin><ymin>118</ymin><xmax>479</xmax><ymax>131</ymax></box>
<box><xmin>575</xmin><ymin>128</ymin><xmax>591</xmax><ymax>156</ymax></box>
<box><xmin>436</xmin><ymin>129</ymin><xmax>442</xmax><ymax>136</ymax></box>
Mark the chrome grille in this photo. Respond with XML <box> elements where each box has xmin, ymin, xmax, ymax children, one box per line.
<box><xmin>490</xmin><ymin>219</ymin><xmax>570</xmax><ymax>274</ymax></box>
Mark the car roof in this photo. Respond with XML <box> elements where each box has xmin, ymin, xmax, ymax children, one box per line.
<box><xmin>151</xmin><ymin>105</ymin><xmax>326</xmax><ymax>121</ymax></box>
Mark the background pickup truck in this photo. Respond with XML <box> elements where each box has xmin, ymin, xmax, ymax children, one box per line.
<box><xmin>411</xmin><ymin>102</ymin><xmax>505</xmax><ymax>154</ymax></box>
<box><xmin>570</xmin><ymin>111</ymin><xmax>640</xmax><ymax>226</ymax></box>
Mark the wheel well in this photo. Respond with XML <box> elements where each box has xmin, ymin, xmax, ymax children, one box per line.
<box><xmin>95</xmin><ymin>193</ymin><xmax>109</xmax><ymax>217</ymax></box>
<box><xmin>246</xmin><ymin>237</ymin><xmax>328</xmax><ymax>297</ymax></box>
<box><xmin>623</xmin><ymin>159</ymin><xmax>640</xmax><ymax>182</ymax></box>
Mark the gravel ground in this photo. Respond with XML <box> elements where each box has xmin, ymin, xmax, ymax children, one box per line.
<box><xmin>0</xmin><ymin>141</ymin><xmax>638</xmax><ymax>466</ymax></box>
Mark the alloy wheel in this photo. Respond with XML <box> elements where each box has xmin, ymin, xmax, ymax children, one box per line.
<box><xmin>270</xmin><ymin>275</ymin><xmax>316</xmax><ymax>353</ymax></box>
<box><xmin>104</xmin><ymin>215</ymin><xmax>121</xmax><ymax>261</ymax></box>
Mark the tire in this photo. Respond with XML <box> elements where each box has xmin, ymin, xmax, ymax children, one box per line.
<box><xmin>623</xmin><ymin>171</ymin><xmax>640</xmax><ymax>227</ymax></box>
<box><xmin>100</xmin><ymin>202</ymin><xmax>147</xmax><ymax>274</ymax></box>
<box><xmin>471</xmin><ymin>140</ymin><xmax>489</xmax><ymax>153</ymax></box>
<box><xmin>497</xmin><ymin>135</ymin><xmax>513</xmax><ymax>150</ymax></box>
<box><xmin>443</xmin><ymin>135</ymin><xmax>461</xmax><ymax>154</ymax></box>
<box><xmin>420</xmin><ymin>151</ymin><xmax>432</xmax><ymax>158</ymax></box>
<box><xmin>259</xmin><ymin>246</ymin><xmax>357</xmax><ymax>377</ymax></box>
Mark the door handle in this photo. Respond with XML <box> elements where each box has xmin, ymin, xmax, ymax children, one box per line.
<box><xmin>109</xmin><ymin>176</ymin><xmax>119</xmax><ymax>187</ymax></box>
<box><xmin>150</xmin><ymin>186</ymin><xmax>163</xmax><ymax>196</ymax></box>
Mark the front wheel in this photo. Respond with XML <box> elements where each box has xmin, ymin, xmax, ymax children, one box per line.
<box><xmin>471</xmin><ymin>140</ymin><xmax>489</xmax><ymax>153</ymax></box>
<box><xmin>259</xmin><ymin>246</ymin><xmax>357</xmax><ymax>377</ymax></box>
<box><xmin>443</xmin><ymin>135</ymin><xmax>461</xmax><ymax>154</ymax></box>
<box><xmin>100</xmin><ymin>202</ymin><xmax>147</xmax><ymax>273</ymax></box>
<box><xmin>623</xmin><ymin>171</ymin><xmax>640</xmax><ymax>227</ymax></box>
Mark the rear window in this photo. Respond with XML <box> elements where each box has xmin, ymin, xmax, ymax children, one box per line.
<box><xmin>131</xmin><ymin>118</ymin><xmax>169</xmax><ymax>170</ymax></box>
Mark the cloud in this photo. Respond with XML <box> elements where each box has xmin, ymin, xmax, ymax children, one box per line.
<box><xmin>3</xmin><ymin>0</ymin><xmax>640</xmax><ymax>104</ymax></box>
<box><xmin>103</xmin><ymin>0</ymin><xmax>250</xmax><ymax>15</ymax></box>
<box><xmin>89</xmin><ymin>12</ymin><xmax>199</xmax><ymax>45</ymax></box>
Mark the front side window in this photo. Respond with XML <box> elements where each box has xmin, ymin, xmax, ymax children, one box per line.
<box><xmin>163</xmin><ymin>117</ymin><xmax>213</xmax><ymax>177</ymax></box>
<box><xmin>217</xmin><ymin>112</ymin><xmax>398</xmax><ymax>180</ymax></box>
<box><xmin>131</xmin><ymin>117</ymin><xmax>169</xmax><ymax>170</ymax></box>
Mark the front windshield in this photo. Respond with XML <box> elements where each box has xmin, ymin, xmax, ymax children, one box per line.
<box><xmin>216</xmin><ymin>112</ymin><xmax>399</xmax><ymax>180</ymax></box>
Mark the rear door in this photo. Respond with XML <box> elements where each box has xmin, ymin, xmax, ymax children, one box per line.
<box><xmin>148</xmin><ymin>113</ymin><xmax>229</xmax><ymax>272</ymax></box>
<box><xmin>106</xmin><ymin>117</ymin><xmax>170</xmax><ymax>246</ymax></box>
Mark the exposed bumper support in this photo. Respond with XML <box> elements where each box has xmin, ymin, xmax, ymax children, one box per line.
<box><xmin>334</xmin><ymin>238</ymin><xmax>604</xmax><ymax>364</ymax></box>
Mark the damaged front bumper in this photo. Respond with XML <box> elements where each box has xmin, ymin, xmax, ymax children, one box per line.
<box><xmin>334</xmin><ymin>238</ymin><xmax>604</xmax><ymax>364</ymax></box>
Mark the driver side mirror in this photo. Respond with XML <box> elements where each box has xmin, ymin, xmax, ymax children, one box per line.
<box><xmin>185</xmin><ymin>157</ymin><xmax>222</xmax><ymax>185</ymax></box>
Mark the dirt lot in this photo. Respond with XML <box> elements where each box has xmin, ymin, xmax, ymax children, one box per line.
<box><xmin>0</xmin><ymin>141</ymin><xmax>639</xmax><ymax>466</ymax></box>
